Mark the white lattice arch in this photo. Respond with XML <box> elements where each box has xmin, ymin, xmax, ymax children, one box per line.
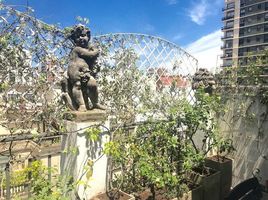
<box><xmin>94</xmin><ymin>33</ymin><xmax>198</xmax><ymax>77</ymax></box>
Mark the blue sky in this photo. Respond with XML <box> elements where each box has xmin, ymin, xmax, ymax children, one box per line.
<box><xmin>3</xmin><ymin>0</ymin><xmax>224</xmax><ymax>70</ymax></box>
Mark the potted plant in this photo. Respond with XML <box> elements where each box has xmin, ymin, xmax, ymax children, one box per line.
<box><xmin>187</xmin><ymin>165</ymin><xmax>220</xmax><ymax>200</ymax></box>
<box><xmin>105</xmin><ymin>122</ymin><xmax>203</xmax><ymax>200</ymax></box>
<box><xmin>190</xmin><ymin>74</ymin><xmax>234</xmax><ymax>200</ymax></box>
<box><xmin>205</xmin><ymin>137</ymin><xmax>235</xmax><ymax>200</ymax></box>
<box><xmin>170</xmin><ymin>90</ymin><xmax>221</xmax><ymax>200</ymax></box>
<box><xmin>183</xmin><ymin>149</ymin><xmax>220</xmax><ymax>200</ymax></box>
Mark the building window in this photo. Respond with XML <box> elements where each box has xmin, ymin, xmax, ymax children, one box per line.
<box><xmin>258</xmin><ymin>3</ymin><xmax>262</xmax><ymax>10</ymax></box>
<box><xmin>227</xmin><ymin>11</ymin><xmax>234</xmax><ymax>18</ymax></box>
<box><xmin>257</xmin><ymin>25</ymin><xmax>262</xmax><ymax>31</ymax></box>
<box><xmin>256</xmin><ymin>36</ymin><xmax>261</xmax><ymax>42</ymax></box>
<box><xmin>265</xmin><ymin>13</ymin><xmax>268</xmax><ymax>21</ymax></box>
<box><xmin>240</xmin><ymin>19</ymin><xmax>245</xmax><ymax>26</ymax></box>
<box><xmin>265</xmin><ymin>2</ymin><xmax>268</xmax><ymax>10</ymax></box>
<box><xmin>223</xmin><ymin>59</ymin><xmax>232</xmax><ymax>67</ymax></box>
<box><xmin>264</xmin><ymin>35</ymin><xmax>268</xmax><ymax>42</ymax></box>
<box><xmin>247</xmin><ymin>28</ymin><xmax>251</xmax><ymax>33</ymax></box>
<box><xmin>225</xmin><ymin>40</ymin><xmax>233</xmax><ymax>48</ymax></box>
<box><xmin>226</xmin><ymin>30</ymin><xmax>233</xmax><ymax>38</ymax></box>
<box><xmin>265</xmin><ymin>24</ymin><xmax>268</xmax><ymax>32</ymax></box>
<box><xmin>248</xmin><ymin>6</ymin><xmax>253</xmax><ymax>12</ymax></box>
<box><xmin>246</xmin><ymin>38</ymin><xmax>251</xmax><ymax>43</ymax></box>
<box><xmin>239</xmin><ymin>38</ymin><xmax>244</xmax><ymax>45</ymax></box>
<box><xmin>227</xmin><ymin>2</ymin><xmax>235</xmax><ymax>9</ymax></box>
<box><xmin>257</xmin><ymin>14</ymin><xmax>261</xmax><ymax>21</ymax></box>
<box><xmin>225</xmin><ymin>50</ymin><xmax>233</xmax><ymax>57</ymax></box>
<box><xmin>241</xmin><ymin>0</ymin><xmax>245</xmax><ymax>7</ymax></box>
<box><xmin>240</xmin><ymin>29</ymin><xmax>245</xmax><ymax>36</ymax></box>
<box><xmin>240</xmin><ymin>9</ymin><xmax>246</xmax><ymax>16</ymax></box>
<box><xmin>226</xmin><ymin>21</ymin><xmax>234</xmax><ymax>28</ymax></box>
<box><xmin>247</xmin><ymin>17</ymin><xmax>253</xmax><ymax>23</ymax></box>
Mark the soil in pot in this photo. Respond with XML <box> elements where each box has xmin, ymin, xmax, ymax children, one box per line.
<box><xmin>205</xmin><ymin>155</ymin><xmax>232</xmax><ymax>199</ymax></box>
<box><xmin>90</xmin><ymin>190</ymin><xmax>134</xmax><ymax>200</ymax></box>
<box><xmin>134</xmin><ymin>182</ymin><xmax>202</xmax><ymax>200</ymax></box>
<box><xmin>134</xmin><ymin>188</ymin><xmax>175</xmax><ymax>200</ymax></box>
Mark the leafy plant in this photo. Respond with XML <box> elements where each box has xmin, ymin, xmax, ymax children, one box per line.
<box><xmin>84</xmin><ymin>127</ymin><xmax>101</xmax><ymax>142</ymax></box>
<box><xmin>214</xmin><ymin>137</ymin><xmax>235</xmax><ymax>162</ymax></box>
<box><xmin>105</xmin><ymin>121</ymin><xmax>198</xmax><ymax>199</ymax></box>
<box><xmin>26</xmin><ymin>161</ymin><xmax>74</xmax><ymax>200</ymax></box>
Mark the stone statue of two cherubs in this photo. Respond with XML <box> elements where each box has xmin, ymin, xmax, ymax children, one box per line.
<box><xmin>61</xmin><ymin>24</ymin><xmax>105</xmax><ymax>111</ymax></box>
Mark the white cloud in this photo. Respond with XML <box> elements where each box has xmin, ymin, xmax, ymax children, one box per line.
<box><xmin>189</xmin><ymin>0</ymin><xmax>207</xmax><ymax>25</ymax></box>
<box><xmin>184</xmin><ymin>29</ymin><xmax>222</xmax><ymax>72</ymax></box>
<box><xmin>188</xmin><ymin>0</ymin><xmax>223</xmax><ymax>25</ymax></box>
<box><xmin>166</xmin><ymin>0</ymin><xmax>178</xmax><ymax>5</ymax></box>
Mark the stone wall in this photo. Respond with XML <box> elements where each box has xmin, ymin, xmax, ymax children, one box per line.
<box><xmin>218</xmin><ymin>96</ymin><xmax>268</xmax><ymax>187</ymax></box>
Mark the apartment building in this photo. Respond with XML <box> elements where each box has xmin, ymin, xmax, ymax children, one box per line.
<box><xmin>222</xmin><ymin>0</ymin><xmax>268</xmax><ymax>67</ymax></box>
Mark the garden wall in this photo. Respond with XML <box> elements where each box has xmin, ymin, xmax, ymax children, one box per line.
<box><xmin>218</xmin><ymin>96</ymin><xmax>268</xmax><ymax>187</ymax></box>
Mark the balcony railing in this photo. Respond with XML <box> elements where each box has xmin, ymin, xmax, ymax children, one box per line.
<box><xmin>222</xmin><ymin>15</ymin><xmax>235</xmax><ymax>21</ymax></box>
<box><xmin>222</xmin><ymin>25</ymin><xmax>234</xmax><ymax>30</ymax></box>
<box><xmin>222</xmin><ymin>35</ymin><xmax>234</xmax><ymax>40</ymax></box>
<box><xmin>221</xmin><ymin>54</ymin><xmax>233</xmax><ymax>59</ymax></box>
<box><xmin>239</xmin><ymin>10</ymin><xmax>268</xmax><ymax>19</ymax></box>
<box><xmin>240</xmin><ymin>0</ymin><xmax>267</xmax><ymax>9</ymax></box>
<box><xmin>222</xmin><ymin>6</ymin><xmax>235</xmax><ymax>11</ymax></box>
<box><xmin>221</xmin><ymin>45</ymin><xmax>233</xmax><ymax>49</ymax></box>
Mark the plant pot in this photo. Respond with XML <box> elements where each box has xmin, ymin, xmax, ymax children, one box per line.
<box><xmin>172</xmin><ymin>184</ymin><xmax>203</xmax><ymax>200</ymax></box>
<box><xmin>89</xmin><ymin>190</ymin><xmax>135</xmax><ymax>200</ymax></box>
<box><xmin>188</xmin><ymin>167</ymin><xmax>220</xmax><ymax>200</ymax></box>
<box><xmin>205</xmin><ymin>156</ymin><xmax>232</xmax><ymax>200</ymax></box>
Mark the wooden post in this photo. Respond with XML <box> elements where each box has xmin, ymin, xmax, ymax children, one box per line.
<box><xmin>27</xmin><ymin>159</ymin><xmax>32</xmax><ymax>199</ymax></box>
<box><xmin>5</xmin><ymin>163</ymin><xmax>10</xmax><ymax>200</ymax></box>
<box><xmin>48</xmin><ymin>155</ymin><xmax>52</xmax><ymax>182</ymax></box>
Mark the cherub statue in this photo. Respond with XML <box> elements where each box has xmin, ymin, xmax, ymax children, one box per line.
<box><xmin>61</xmin><ymin>24</ymin><xmax>105</xmax><ymax>111</ymax></box>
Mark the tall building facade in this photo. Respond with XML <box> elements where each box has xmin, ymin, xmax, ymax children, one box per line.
<box><xmin>222</xmin><ymin>0</ymin><xmax>268</xmax><ymax>67</ymax></box>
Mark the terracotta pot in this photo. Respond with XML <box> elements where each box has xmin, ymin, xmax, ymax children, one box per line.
<box><xmin>187</xmin><ymin>167</ymin><xmax>220</xmax><ymax>200</ymax></box>
<box><xmin>205</xmin><ymin>156</ymin><xmax>232</xmax><ymax>200</ymax></box>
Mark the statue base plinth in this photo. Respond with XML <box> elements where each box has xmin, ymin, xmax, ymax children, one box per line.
<box><xmin>64</xmin><ymin>109</ymin><xmax>106</xmax><ymax>122</ymax></box>
<box><xmin>61</xmin><ymin>109</ymin><xmax>109</xmax><ymax>200</ymax></box>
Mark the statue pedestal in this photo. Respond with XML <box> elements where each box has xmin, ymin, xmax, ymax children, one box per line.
<box><xmin>61</xmin><ymin>110</ymin><xmax>109</xmax><ymax>200</ymax></box>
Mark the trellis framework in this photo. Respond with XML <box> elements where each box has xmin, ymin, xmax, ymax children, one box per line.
<box><xmin>0</xmin><ymin>4</ymin><xmax>199</xmax><ymax>198</ymax></box>
<box><xmin>93</xmin><ymin>33</ymin><xmax>198</xmax><ymax>122</ymax></box>
<box><xmin>94</xmin><ymin>33</ymin><xmax>198</xmax><ymax>76</ymax></box>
